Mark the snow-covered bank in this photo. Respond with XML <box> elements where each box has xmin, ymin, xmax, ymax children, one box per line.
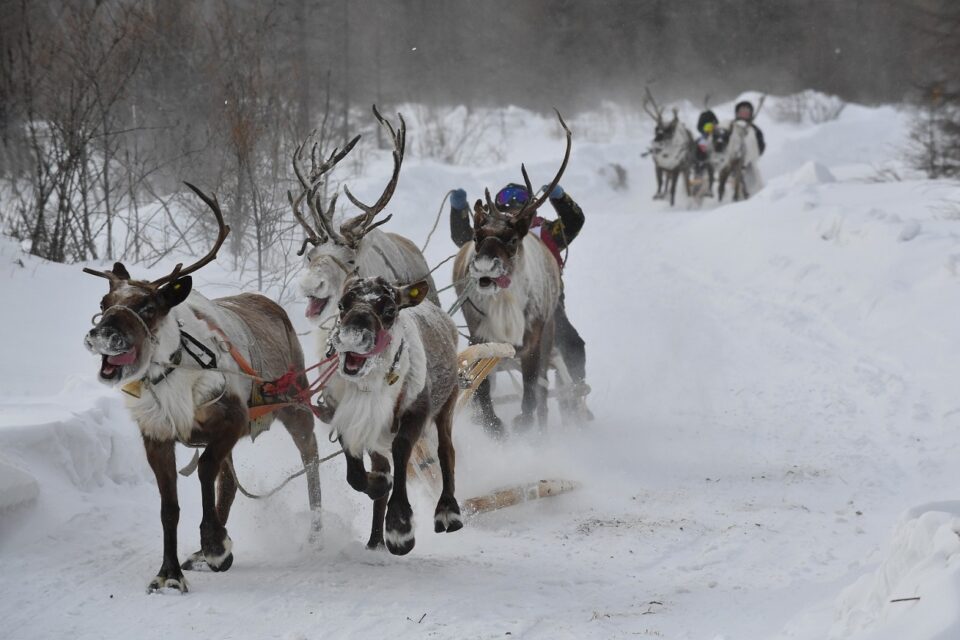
<box><xmin>3</xmin><ymin>95</ymin><xmax>960</xmax><ymax>639</ymax></box>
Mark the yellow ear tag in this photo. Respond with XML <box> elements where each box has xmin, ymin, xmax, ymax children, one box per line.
<box><xmin>410</xmin><ymin>287</ymin><xmax>420</xmax><ymax>299</ymax></box>
<box><xmin>173</xmin><ymin>283</ymin><xmax>181</xmax><ymax>290</ymax></box>
<box><xmin>121</xmin><ymin>381</ymin><xmax>142</xmax><ymax>398</ymax></box>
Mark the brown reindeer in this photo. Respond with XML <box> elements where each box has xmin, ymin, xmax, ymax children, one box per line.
<box><xmin>318</xmin><ymin>276</ymin><xmax>461</xmax><ymax>554</ymax></box>
<box><xmin>83</xmin><ymin>184</ymin><xmax>322</xmax><ymax>593</ymax></box>
<box><xmin>452</xmin><ymin>112</ymin><xmax>571</xmax><ymax>435</ymax></box>
<box><xmin>291</xmin><ymin>106</ymin><xmax>439</xmax><ymax>362</ymax></box>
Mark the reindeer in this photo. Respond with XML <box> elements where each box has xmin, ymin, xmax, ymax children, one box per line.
<box><xmin>711</xmin><ymin>96</ymin><xmax>766</xmax><ymax>202</ymax></box>
<box><xmin>711</xmin><ymin>120</ymin><xmax>763</xmax><ymax>202</ymax></box>
<box><xmin>452</xmin><ymin>112</ymin><xmax>571</xmax><ymax>435</ymax></box>
<box><xmin>317</xmin><ymin>276</ymin><xmax>461</xmax><ymax>554</ymax></box>
<box><xmin>643</xmin><ymin>88</ymin><xmax>694</xmax><ymax>206</ymax></box>
<box><xmin>291</xmin><ymin>106</ymin><xmax>439</xmax><ymax>362</ymax></box>
<box><xmin>82</xmin><ymin>185</ymin><xmax>322</xmax><ymax>593</ymax></box>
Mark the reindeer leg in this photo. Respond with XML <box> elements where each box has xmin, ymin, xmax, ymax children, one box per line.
<box><xmin>182</xmin><ymin>452</ymin><xmax>237</xmax><ymax>572</ymax></box>
<box><xmin>433</xmin><ymin>389</ymin><xmax>462</xmax><ymax>533</ymax></box>
<box><xmin>280</xmin><ymin>406</ymin><xmax>323</xmax><ymax>537</ymax></box>
<box><xmin>341</xmin><ymin>443</ymin><xmax>369</xmax><ymax>494</ymax></box>
<box><xmin>385</xmin><ymin>391</ymin><xmax>429</xmax><ymax>556</ymax></box>
<box><xmin>366</xmin><ymin>453</ymin><xmax>390</xmax><ymax>549</ymax></box>
<box><xmin>193</xmin><ymin>398</ymin><xmax>245</xmax><ymax>573</ymax></box>
<box><xmin>708</xmin><ymin>166</ymin><xmax>715</xmax><ymax>196</ymax></box>
<box><xmin>718</xmin><ymin>168</ymin><xmax>728</xmax><ymax>202</ymax></box>
<box><xmin>653</xmin><ymin>166</ymin><xmax>664</xmax><ymax>199</ymax></box>
<box><xmin>536</xmin><ymin>316</ymin><xmax>556</xmax><ymax>428</ymax></box>
<box><xmin>515</xmin><ymin>319</ymin><xmax>545</xmax><ymax>430</ymax></box>
<box><xmin>472</xmin><ymin>375</ymin><xmax>504</xmax><ymax>438</ymax></box>
<box><xmin>143</xmin><ymin>437</ymin><xmax>187</xmax><ymax>593</ymax></box>
<box><xmin>669</xmin><ymin>170</ymin><xmax>679</xmax><ymax>206</ymax></box>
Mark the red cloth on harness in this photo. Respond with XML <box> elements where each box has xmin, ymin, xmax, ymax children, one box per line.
<box><xmin>530</xmin><ymin>216</ymin><xmax>564</xmax><ymax>270</ymax></box>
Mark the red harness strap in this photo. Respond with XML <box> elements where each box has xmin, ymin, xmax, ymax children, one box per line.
<box><xmin>193</xmin><ymin>311</ymin><xmax>338</xmax><ymax>421</ymax></box>
<box><xmin>530</xmin><ymin>216</ymin><xmax>565</xmax><ymax>270</ymax></box>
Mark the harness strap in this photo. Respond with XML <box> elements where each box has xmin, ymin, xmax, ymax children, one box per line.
<box><xmin>530</xmin><ymin>217</ymin><xmax>565</xmax><ymax>270</ymax></box>
<box><xmin>193</xmin><ymin>312</ymin><xmax>262</xmax><ymax>380</ymax></box>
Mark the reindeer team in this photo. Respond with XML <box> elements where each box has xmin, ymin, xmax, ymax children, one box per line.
<box><xmin>644</xmin><ymin>88</ymin><xmax>765</xmax><ymax>206</ymax></box>
<box><xmin>83</xmin><ymin>104</ymin><xmax>580</xmax><ymax>593</ymax></box>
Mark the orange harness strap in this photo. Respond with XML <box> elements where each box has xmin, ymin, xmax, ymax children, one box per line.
<box><xmin>194</xmin><ymin>312</ymin><xmax>262</xmax><ymax>380</ymax></box>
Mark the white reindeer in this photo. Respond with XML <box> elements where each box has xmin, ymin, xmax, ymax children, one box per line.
<box><xmin>290</xmin><ymin>106</ymin><xmax>439</xmax><ymax>361</ymax></box>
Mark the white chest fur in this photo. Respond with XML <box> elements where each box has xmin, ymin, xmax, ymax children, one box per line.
<box><xmin>328</xmin><ymin>313</ymin><xmax>427</xmax><ymax>457</ymax></box>
<box><xmin>471</xmin><ymin>234</ymin><xmax>557</xmax><ymax>346</ymax></box>
<box><xmin>125</xmin><ymin>299</ymin><xmax>242</xmax><ymax>442</ymax></box>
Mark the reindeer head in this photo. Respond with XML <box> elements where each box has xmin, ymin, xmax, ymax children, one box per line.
<box><xmin>468</xmin><ymin>111</ymin><xmax>571</xmax><ymax>295</ymax></box>
<box><xmin>294</xmin><ymin>106</ymin><xmax>405</xmax><ymax>329</ymax></box>
<box><xmin>711</xmin><ymin>123</ymin><xmax>732</xmax><ymax>154</ymax></box>
<box><xmin>653</xmin><ymin>112</ymin><xmax>680</xmax><ymax>145</ymax></box>
<box><xmin>330</xmin><ymin>276</ymin><xmax>429</xmax><ymax>379</ymax></box>
<box><xmin>83</xmin><ymin>184</ymin><xmax>228</xmax><ymax>386</ymax></box>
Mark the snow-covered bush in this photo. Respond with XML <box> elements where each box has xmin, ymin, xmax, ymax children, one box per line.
<box><xmin>772</xmin><ymin>90</ymin><xmax>846</xmax><ymax>124</ymax></box>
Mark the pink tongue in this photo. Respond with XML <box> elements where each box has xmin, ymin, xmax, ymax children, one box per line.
<box><xmin>494</xmin><ymin>275</ymin><xmax>511</xmax><ymax>288</ymax></box>
<box><xmin>306</xmin><ymin>298</ymin><xmax>327</xmax><ymax>318</ymax></box>
<box><xmin>107</xmin><ymin>348</ymin><xmax>137</xmax><ymax>366</ymax></box>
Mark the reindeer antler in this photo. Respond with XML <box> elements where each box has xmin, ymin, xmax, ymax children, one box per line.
<box><xmin>751</xmin><ymin>94</ymin><xmax>767</xmax><ymax>121</ymax></box>
<box><xmin>643</xmin><ymin>86</ymin><xmax>664</xmax><ymax>123</ymax></box>
<box><xmin>151</xmin><ymin>182</ymin><xmax>231</xmax><ymax>286</ymax></box>
<box><xmin>291</xmin><ymin>130</ymin><xmax>361</xmax><ymax>254</ymax></box>
<box><xmin>339</xmin><ymin>105</ymin><xmax>405</xmax><ymax>247</ymax></box>
<box><xmin>514</xmin><ymin>109</ymin><xmax>573</xmax><ymax>222</ymax></box>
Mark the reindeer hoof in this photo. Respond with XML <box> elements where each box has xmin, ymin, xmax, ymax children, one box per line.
<box><xmin>208</xmin><ymin>552</ymin><xmax>233</xmax><ymax>573</ymax></box>
<box><xmin>478</xmin><ymin>414</ymin><xmax>504</xmax><ymax>438</ymax></box>
<box><xmin>513</xmin><ymin>412</ymin><xmax>535</xmax><ymax>431</ymax></box>
<box><xmin>181</xmin><ymin>550</ymin><xmax>208</xmax><ymax>572</ymax></box>
<box><xmin>434</xmin><ymin>496</ymin><xmax>463</xmax><ymax>533</ymax></box>
<box><xmin>366</xmin><ymin>538</ymin><xmax>386</xmax><ymax>551</ymax></box>
<box><xmin>365</xmin><ymin>471</ymin><xmax>392</xmax><ymax>501</ymax></box>
<box><xmin>148</xmin><ymin>568</ymin><xmax>188</xmax><ymax>594</ymax></box>
<box><xmin>201</xmin><ymin>532</ymin><xmax>233</xmax><ymax>572</ymax></box>
<box><xmin>385</xmin><ymin>505</ymin><xmax>415</xmax><ymax>555</ymax></box>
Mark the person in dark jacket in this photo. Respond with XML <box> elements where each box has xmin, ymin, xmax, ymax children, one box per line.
<box><xmin>735</xmin><ymin>100</ymin><xmax>766</xmax><ymax>155</ymax></box>
<box><xmin>449</xmin><ymin>183</ymin><xmax>593</xmax><ymax>422</ymax></box>
<box><xmin>693</xmin><ymin>110</ymin><xmax>719</xmax><ymax>195</ymax></box>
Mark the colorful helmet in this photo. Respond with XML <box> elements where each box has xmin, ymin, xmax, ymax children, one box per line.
<box><xmin>697</xmin><ymin>109</ymin><xmax>718</xmax><ymax>134</ymax></box>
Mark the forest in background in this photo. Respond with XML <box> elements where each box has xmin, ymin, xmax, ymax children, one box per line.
<box><xmin>0</xmin><ymin>0</ymin><xmax>956</xmax><ymax>271</ymax></box>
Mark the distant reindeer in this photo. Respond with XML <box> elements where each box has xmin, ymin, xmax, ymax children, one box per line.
<box><xmin>452</xmin><ymin>112</ymin><xmax>570</xmax><ymax>434</ymax></box>
<box><xmin>643</xmin><ymin>87</ymin><xmax>694</xmax><ymax>206</ymax></box>
<box><xmin>83</xmin><ymin>185</ymin><xmax>322</xmax><ymax>593</ymax></box>
<box><xmin>711</xmin><ymin>121</ymin><xmax>763</xmax><ymax>202</ymax></box>
<box><xmin>711</xmin><ymin>96</ymin><xmax>766</xmax><ymax>202</ymax></box>
<box><xmin>291</xmin><ymin>106</ymin><xmax>439</xmax><ymax>361</ymax></box>
<box><xmin>319</xmin><ymin>276</ymin><xmax>461</xmax><ymax>555</ymax></box>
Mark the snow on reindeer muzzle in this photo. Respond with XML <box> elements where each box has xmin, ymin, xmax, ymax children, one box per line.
<box><xmin>330</xmin><ymin>278</ymin><xmax>401</xmax><ymax>378</ymax></box>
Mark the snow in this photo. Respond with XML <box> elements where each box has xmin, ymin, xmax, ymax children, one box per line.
<box><xmin>3</xmin><ymin>93</ymin><xmax>960</xmax><ymax>639</ymax></box>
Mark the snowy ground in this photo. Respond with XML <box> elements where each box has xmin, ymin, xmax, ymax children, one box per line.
<box><xmin>3</xmin><ymin>95</ymin><xmax>960</xmax><ymax>639</ymax></box>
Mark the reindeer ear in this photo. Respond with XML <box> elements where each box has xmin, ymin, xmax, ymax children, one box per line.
<box><xmin>111</xmin><ymin>262</ymin><xmax>131</xmax><ymax>280</ymax></box>
<box><xmin>159</xmin><ymin>276</ymin><xmax>192</xmax><ymax>310</ymax></box>
<box><xmin>397</xmin><ymin>280</ymin><xmax>429</xmax><ymax>310</ymax></box>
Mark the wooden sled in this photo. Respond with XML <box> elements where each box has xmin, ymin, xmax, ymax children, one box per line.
<box><xmin>408</xmin><ymin>342</ymin><xmax>579</xmax><ymax>518</ymax></box>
